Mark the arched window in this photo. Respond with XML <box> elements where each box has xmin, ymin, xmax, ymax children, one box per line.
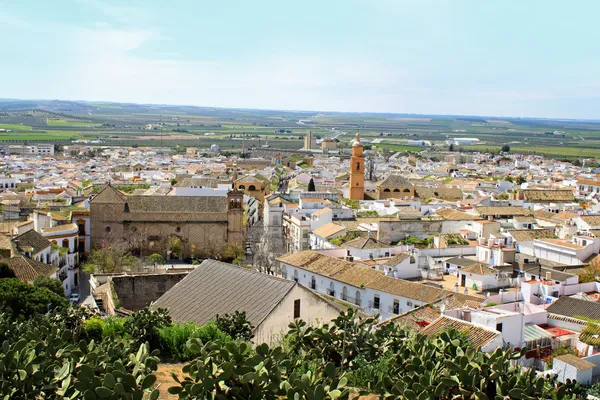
<box><xmin>355</xmin><ymin>291</ymin><xmax>361</xmax><ymax>306</ymax></box>
<box><xmin>342</xmin><ymin>286</ymin><xmax>348</xmax><ymax>301</ymax></box>
<box><xmin>393</xmin><ymin>188</ymin><xmax>400</xmax><ymax>192</ymax></box>
<box><xmin>403</xmin><ymin>188</ymin><xmax>411</xmax><ymax>193</ymax></box>
<box><xmin>310</xmin><ymin>276</ymin><xmax>316</xmax><ymax>289</ymax></box>
<box><xmin>62</xmin><ymin>239</ymin><xmax>69</xmax><ymax>250</ymax></box>
<box><xmin>356</xmin><ymin>162</ymin><xmax>360</xmax><ymax>171</ymax></box>
<box><xmin>293</xmin><ymin>270</ymin><xmax>298</xmax><ymax>282</ymax></box>
<box><xmin>329</xmin><ymin>281</ymin><xmax>335</xmax><ymax>296</ymax></box>
<box><xmin>238</xmin><ymin>185</ymin><xmax>245</xmax><ymax>190</ymax></box>
<box><xmin>52</xmin><ymin>240</ymin><xmax>58</xmax><ymax>245</ymax></box>
<box><xmin>248</xmin><ymin>185</ymin><xmax>256</xmax><ymax>191</ymax></box>
<box><xmin>383</xmin><ymin>188</ymin><xmax>390</xmax><ymax>192</ymax></box>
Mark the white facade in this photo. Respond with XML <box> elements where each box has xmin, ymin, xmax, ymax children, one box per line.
<box><xmin>282</xmin><ymin>262</ymin><xmax>430</xmax><ymax>321</ymax></box>
<box><xmin>533</xmin><ymin>237</ymin><xmax>600</xmax><ymax>265</ymax></box>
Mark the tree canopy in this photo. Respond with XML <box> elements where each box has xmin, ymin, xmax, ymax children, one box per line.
<box><xmin>33</xmin><ymin>275</ymin><xmax>65</xmax><ymax>297</ymax></box>
<box><xmin>0</xmin><ymin>278</ymin><xmax>68</xmax><ymax>318</ymax></box>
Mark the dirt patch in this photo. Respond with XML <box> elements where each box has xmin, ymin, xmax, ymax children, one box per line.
<box><xmin>154</xmin><ymin>363</ymin><xmax>186</xmax><ymax>400</ymax></box>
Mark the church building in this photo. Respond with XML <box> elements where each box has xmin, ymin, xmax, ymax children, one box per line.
<box><xmin>90</xmin><ymin>185</ymin><xmax>244</xmax><ymax>259</ymax></box>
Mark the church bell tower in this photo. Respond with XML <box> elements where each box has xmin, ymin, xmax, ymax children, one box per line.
<box><xmin>349</xmin><ymin>133</ymin><xmax>365</xmax><ymax>200</ymax></box>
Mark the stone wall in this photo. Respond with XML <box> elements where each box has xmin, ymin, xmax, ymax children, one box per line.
<box><xmin>111</xmin><ymin>273</ymin><xmax>188</xmax><ymax>311</ymax></box>
<box><xmin>377</xmin><ymin>220</ymin><xmax>443</xmax><ymax>243</ymax></box>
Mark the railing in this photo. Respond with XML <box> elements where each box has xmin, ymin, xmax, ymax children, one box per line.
<box><xmin>388</xmin><ymin>305</ymin><xmax>400</xmax><ymax>315</ymax></box>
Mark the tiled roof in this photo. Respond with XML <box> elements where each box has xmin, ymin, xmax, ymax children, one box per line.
<box><xmin>446</xmin><ymin>257</ymin><xmax>479</xmax><ymax>267</ymax></box>
<box><xmin>533</xmin><ymin>209</ymin><xmax>557</xmax><ymax>220</ymax></box>
<box><xmin>580</xmin><ymin>215</ymin><xmax>600</xmax><ymax>227</ymax></box>
<box><xmin>91</xmin><ymin>185</ymin><xmax>127</xmax><ymax>204</ymax></box>
<box><xmin>420</xmin><ymin>316</ymin><xmax>500</xmax><ymax>349</ymax></box>
<box><xmin>475</xmin><ymin>206</ymin><xmax>532</xmax><ymax>217</ymax></box>
<box><xmin>507</xmin><ymin>229</ymin><xmax>556</xmax><ymax>242</ymax></box>
<box><xmin>378</xmin><ymin>174</ymin><xmax>412</xmax><ymax>187</ymax></box>
<box><xmin>312</xmin><ymin>207</ymin><xmax>332</xmax><ymax>217</ymax></box>
<box><xmin>554</xmin><ymin>354</ymin><xmax>596</xmax><ymax>371</ymax></box>
<box><xmin>546</xmin><ymin>297</ymin><xmax>600</xmax><ymax>320</ymax></box>
<box><xmin>578</xmin><ymin>179</ymin><xmax>600</xmax><ymax>186</ymax></box>
<box><xmin>12</xmin><ymin>230</ymin><xmax>51</xmax><ymax>254</ymax></box>
<box><xmin>523</xmin><ymin>266</ymin><xmax>576</xmax><ymax>282</ymax></box>
<box><xmin>381</xmin><ymin>253</ymin><xmax>411</xmax><ymax>266</ymax></box>
<box><xmin>514</xmin><ymin>216</ymin><xmax>537</xmax><ymax>223</ymax></box>
<box><xmin>8</xmin><ymin>256</ymin><xmax>58</xmax><ymax>282</ymax></box>
<box><xmin>235</xmin><ymin>174</ymin><xmax>268</xmax><ymax>184</ymax></box>
<box><xmin>436</xmin><ymin>208</ymin><xmax>481</xmax><ymax>221</ymax></box>
<box><xmin>342</xmin><ymin>236</ymin><xmax>388</xmax><ymax>250</ymax></box>
<box><xmin>312</xmin><ymin>222</ymin><xmax>345</xmax><ymax>239</ymax></box>
<box><xmin>278</xmin><ymin>251</ymin><xmax>477</xmax><ymax>304</ymax></box>
<box><xmin>42</xmin><ymin>223</ymin><xmax>78</xmax><ymax>234</ymax></box>
<box><xmin>152</xmin><ymin>260</ymin><xmax>295</xmax><ymax>327</ymax></box>
<box><xmin>127</xmin><ymin>196</ymin><xmax>227</xmax><ymax>213</ymax></box>
<box><xmin>521</xmin><ymin>189</ymin><xmax>575</xmax><ymax>203</ymax></box>
<box><xmin>460</xmin><ymin>263</ymin><xmax>496</xmax><ymax>276</ymax></box>
<box><xmin>414</xmin><ymin>187</ymin><xmax>463</xmax><ymax>201</ymax></box>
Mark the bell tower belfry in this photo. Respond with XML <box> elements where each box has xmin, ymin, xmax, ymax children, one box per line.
<box><xmin>349</xmin><ymin>133</ymin><xmax>365</xmax><ymax>200</ymax></box>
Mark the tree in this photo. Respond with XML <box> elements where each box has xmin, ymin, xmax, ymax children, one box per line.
<box><xmin>220</xmin><ymin>243</ymin><xmax>244</xmax><ymax>263</ymax></box>
<box><xmin>168</xmin><ymin>237</ymin><xmax>183</xmax><ymax>259</ymax></box>
<box><xmin>215</xmin><ymin>311</ymin><xmax>254</xmax><ymax>341</ymax></box>
<box><xmin>448</xmin><ymin>143</ymin><xmax>455</xmax><ymax>152</ymax></box>
<box><xmin>0</xmin><ymin>263</ymin><xmax>15</xmax><ymax>279</ymax></box>
<box><xmin>501</xmin><ymin>144</ymin><xmax>510</xmax><ymax>153</ymax></box>
<box><xmin>82</xmin><ymin>243</ymin><xmax>139</xmax><ymax>274</ymax></box>
<box><xmin>147</xmin><ymin>253</ymin><xmax>164</xmax><ymax>266</ymax></box>
<box><xmin>0</xmin><ymin>278</ymin><xmax>68</xmax><ymax>319</ymax></box>
<box><xmin>33</xmin><ymin>276</ymin><xmax>65</xmax><ymax>297</ymax></box>
<box><xmin>516</xmin><ymin>175</ymin><xmax>526</xmax><ymax>185</ymax></box>
<box><xmin>307</xmin><ymin>178</ymin><xmax>316</xmax><ymax>192</ymax></box>
<box><xmin>246</xmin><ymin>223</ymin><xmax>283</xmax><ymax>275</ymax></box>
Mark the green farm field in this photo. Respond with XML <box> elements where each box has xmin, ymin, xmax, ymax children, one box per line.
<box><xmin>0</xmin><ymin>99</ymin><xmax>598</xmax><ymax>159</ymax></box>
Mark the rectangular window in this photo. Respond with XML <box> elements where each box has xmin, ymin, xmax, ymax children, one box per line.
<box><xmin>393</xmin><ymin>300</ymin><xmax>400</xmax><ymax>314</ymax></box>
<box><xmin>373</xmin><ymin>295</ymin><xmax>380</xmax><ymax>309</ymax></box>
<box><xmin>496</xmin><ymin>323</ymin><xmax>503</xmax><ymax>332</ymax></box>
<box><xmin>294</xmin><ymin>299</ymin><xmax>301</xmax><ymax>319</ymax></box>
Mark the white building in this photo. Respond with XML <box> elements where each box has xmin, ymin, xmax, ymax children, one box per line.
<box><xmin>279</xmin><ymin>250</ymin><xmax>479</xmax><ymax>321</ymax></box>
<box><xmin>446</xmin><ymin>138</ymin><xmax>480</xmax><ymax>146</ymax></box>
<box><xmin>533</xmin><ymin>236</ymin><xmax>600</xmax><ymax>266</ymax></box>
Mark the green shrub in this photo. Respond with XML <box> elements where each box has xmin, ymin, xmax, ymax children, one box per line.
<box><xmin>159</xmin><ymin>321</ymin><xmax>230</xmax><ymax>361</ymax></box>
<box><xmin>83</xmin><ymin>317</ymin><xmax>104</xmax><ymax>341</ymax></box>
<box><xmin>124</xmin><ymin>307</ymin><xmax>172</xmax><ymax>350</ymax></box>
<box><xmin>103</xmin><ymin>316</ymin><xmax>127</xmax><ymax>338</ymax></box>
<box><xmin>215</xmin><ymin>311</ymin><xmax>254</xmax><ymax>341</ymax></box>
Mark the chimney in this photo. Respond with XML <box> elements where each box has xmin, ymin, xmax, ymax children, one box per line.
<box><xmin>545</xmin><ymin>271</ymin><xmax>552</xmax><ymax>281</ymax></box>
<box><xmin>463</xmin><ymin>309</ymin><xmax>472</xmax><ymax>322</ymax></box>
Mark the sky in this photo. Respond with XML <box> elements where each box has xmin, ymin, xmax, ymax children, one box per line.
<box><xmin>1</xmin><ymin>0</ymin><xmax>599</xmax><ymax>119</ymax></box>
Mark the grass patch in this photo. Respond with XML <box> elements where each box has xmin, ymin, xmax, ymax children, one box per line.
<box><xmin>47</xmin><ymin>119</ymin><xmax>102</xmax><ymax>127</ymax></box>
<box><xmin>0</xmin><ymin>124</ymin><xmax>33</xmax><ymax>130</ymax></box>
